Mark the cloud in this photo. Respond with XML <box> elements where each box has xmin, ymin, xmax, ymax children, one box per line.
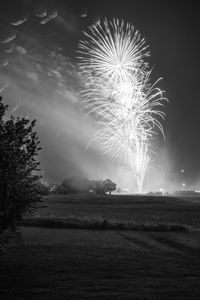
<box><xmin>4</xmin><ymin>44</ymin><xmax>14</xmax><ymax>53</ymax></box>
<box><xmin>80</xmin><ymin>9</ymin><xmax>87</xmax><ymax>18</ymax></box>
<box><xmin>1</xmin><ymin>33</ymin><xmax>16</xmax><ymax>44</ymax></box>
<box><xmin>39</xmin><ymin>10</ymin><xmax>58</xmax><ymax>25</ymax></box>
<box><xmin>0</xmin><ymin>59</ymin><xmax>8</xmax><ymax>68</ymax></box>
<box><xmin>16</xmin><ymin>45</ymin><xmax>27</xmax><ymax>55</ymax></box>
<box><xmin>35</xmin><ymin>9</ymin><xmax>47</xmax><ymax>18</ymax></box>
<box><xmin>10</xmin><ymin>15</ymin><xmax>29</xmax><ymax>26</ymax></box>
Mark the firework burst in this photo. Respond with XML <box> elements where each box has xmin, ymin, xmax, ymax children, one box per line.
<box><xmin>78</xmin><ymin>18</ymin><xmax>167</xmax><ymax>192</ymax></box>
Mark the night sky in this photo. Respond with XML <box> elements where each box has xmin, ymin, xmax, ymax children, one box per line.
<box><xmin>0</xmin><ymin>0</ymin><xmax>200</xmax><ymax>192</ymax></box>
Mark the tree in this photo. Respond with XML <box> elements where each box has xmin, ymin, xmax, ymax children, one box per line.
<box><xmin>91</xmin><ymin>180</ymin><xmax>105</xmax><ymax>194</ymax></box>
<box><xmin>54</xmin><ymin>179</ymin><xmax>72</xmax><ymax>194</ymax></box>
<box><xmin>52</xmin><ymin>177</ymin><xmax>117</xmax><ymax>195</ymax></box>
<box><xmin>67</xmin><ymin>176</ymin><xmax>91</xmax><ymax>194</ymax></box>
<box><xmin>0</xmin><ymin>97</ymin><xmax>42</xmax><ymax>233</ymax></box>
<box><xmin>54</xmin><ymin>176</ymin><xmax>92</xmax><ymax>194</ymax></box>
<box><xmin>103</xmin><ymin>179</ymin><xmax>117</xmax><ymax>195</ymax></box>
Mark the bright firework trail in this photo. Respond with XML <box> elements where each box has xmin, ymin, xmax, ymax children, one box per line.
<box><xmin>78</xmin><ymin>19</ymin><xmax>167</xmax><ymax>193</ymax></box>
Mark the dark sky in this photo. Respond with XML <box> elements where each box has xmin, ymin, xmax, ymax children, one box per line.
<box><xmin>0</xmin><ymin>0</ymin><xmax>200</xmax><ymax>191</ymax></box>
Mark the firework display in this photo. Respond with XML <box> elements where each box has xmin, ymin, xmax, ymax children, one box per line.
<box><xmin>78</xmin><ymin>19</ymin><xmax>166</xmax><ymax>192</ymax></box>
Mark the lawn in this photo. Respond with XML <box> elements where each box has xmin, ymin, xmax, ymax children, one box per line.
<box><xmin>1</xmin><ymin>194</ymin><xmax>200</xmax><ymax>299</ymax></box>
<box><xmin>35</xmin><ymin>194</ymin><xmax>200</xmax><ymax>228</ymax></box>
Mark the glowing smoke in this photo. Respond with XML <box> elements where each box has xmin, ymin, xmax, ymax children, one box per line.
<box><xmin>0</xmin><ymin>3</ymin><xmax>174</xmax><ymax>191</ymax></box>
<box><xmin>78</xmin><ymin>19</ymin><xmax>167</xmax><ymax>192</ymax></box>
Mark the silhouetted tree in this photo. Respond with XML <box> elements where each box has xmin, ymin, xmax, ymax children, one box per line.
<box><xmin>54</xmin><ymin>178</ymin><xmax>73</xmax><ymax>194</ymax></box>
<box><xmin>53</xmin><ymin>177</ymin><xmax>117</xmax><ymax>195</ymax></box>
<box><xmin>54</xmin><ymin>176</ymin><xmax>91</xmax><ymax>194</ymax></box>
<box><xmin>52</xmin><ymin>183</ymin><xmax>65</xmax><ymax>194</ymax></box>
<box><xmin>0</xmin><ymin>97</ymin><xmax>41</xmax><ymax>233</ymax></box>
<box><xmin>91</xmin><ymin>180</ymin><xmax>105</xmax><ymax>194</ymax></box>
<box><xmin>67</xmin><ymin>176</ymin><xmax>91</xmax><ymax>194</ymax></box>
<box><xmin>103</xmin><ymin>179</ymin><xmax>117</xmax><ymax>195</ymax></box>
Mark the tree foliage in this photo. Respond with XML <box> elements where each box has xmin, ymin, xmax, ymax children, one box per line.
<box><xmin>35</xmin><ymin>182</ymin><xmax>50</xmax><ymax>196</ymax></box>
<box><xmin>90</xmin><ymin>180</ymin><xmax>105</xmax><ymax>194</ymax></box>
<box><xmin>103</xmin><ymin>179</ymin><xmax>117</xmax><ymax>195</ymax></box>
<box><xmin>54</xmin><ymin>176</ymin><xmax>117</xmax><ymax>195</ymax></box>
<box><xmin>0</xmin><ymin>97</ymin><xmax>41</xmax><ymax>232</ymax></box>
<box><xmin>54</xmin><ymin>176</ymin><xmax>92</xmax><ymax>194</ymax></box>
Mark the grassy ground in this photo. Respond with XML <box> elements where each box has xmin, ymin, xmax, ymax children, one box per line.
<box><xmin>1</xmin><ymin>194</ymin><xmax>200</xmax><ymax>299</ymax></box>
<box><xmin>35</xmin><ymin>194</ymin><xmax>200</xmax><ymax>228</ymax></box>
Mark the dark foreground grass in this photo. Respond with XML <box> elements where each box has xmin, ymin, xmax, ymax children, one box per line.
<box><xmin>22</xmin><ymin>215</ymin><xmax>189</xmax><ymax>232</ymax></box>
<box><xmin>1</xmin><ymin>195</ymin><xmax>200</xmax><ymax>299</ymax></box>
<box><xmin>1</xmin><ymin>227</ymin><xmax>200</xmax><ymax>299</ymax></box>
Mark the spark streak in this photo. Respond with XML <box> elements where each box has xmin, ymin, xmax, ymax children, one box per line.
<box><xmin>78</xmin><ymin>19</ymin><xmax>167</xmax><ymax>192</ymax></box>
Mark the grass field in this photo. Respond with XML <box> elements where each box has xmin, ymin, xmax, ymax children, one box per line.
<box><xmin>34</xmin><ymin>194</ymin><xmax>200</xmax><ymax>228</ymax></box>
<box><xmin>1</xmin><ymin>194</ymin><xmax>200</xmax><ymax>299</ymax></box>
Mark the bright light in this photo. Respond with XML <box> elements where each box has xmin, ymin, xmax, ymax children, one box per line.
<box><xmin>78</xmin><ymin>18</ymin><xmax>167</xmax><ymax>192</ymax></box>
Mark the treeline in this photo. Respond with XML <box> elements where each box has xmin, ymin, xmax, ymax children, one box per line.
<box><xmin>38</xmin><ymin>177</ymin><xmax>117</xmax><ymax>195</ymax></box>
